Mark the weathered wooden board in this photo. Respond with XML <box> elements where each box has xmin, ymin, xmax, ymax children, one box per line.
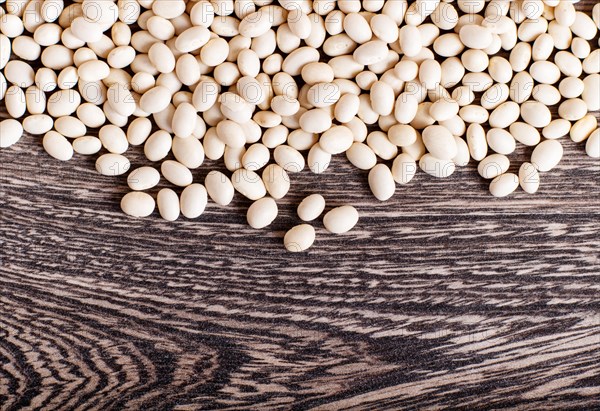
<box><xmin>1</xmin><ymin>1</ymin><xmax>599</xmax><ymax>409</ymax></box>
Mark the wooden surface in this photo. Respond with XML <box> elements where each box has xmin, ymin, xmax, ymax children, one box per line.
<box><xmin>2</xmin><ymin>4</ymin><xmax>600</xmax><ymax>411</ymax></box>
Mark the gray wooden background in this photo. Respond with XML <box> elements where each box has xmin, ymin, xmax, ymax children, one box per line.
<box><xmin>1</xmin><ymin>1</ymin><xmax>599</xmax><ymax>409</ymax></box>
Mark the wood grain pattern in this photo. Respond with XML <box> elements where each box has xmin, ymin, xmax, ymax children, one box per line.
<box><xmin>1</xmin><ymin>1</ymin><xmax>600</xmax><ymax>409</ymax></box>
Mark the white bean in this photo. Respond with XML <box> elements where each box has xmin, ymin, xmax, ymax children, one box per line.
<box><xmin>297</xmin><ymin>194</ymin><xmax>326</xmax><ymax>222</ymax></box>
<box><xmin>489</xmin><ymin>173</ymin><xmax>519</xmax><ymax>198</ymax></box>
<box><xmin>247</xmin><ymin>197</ymin><xmax>278</xmax><ymax>229</ymax></box>
<box><xmin>121</xmin><ymin>192</ymin><xmax>155</xmax><ymax>218</ymax></box>
<box><xmin>531</xmin><ymin>140</ymin><xmax>563</xmax><ymax>172</ymax></box>
<box><xmin>284</xmin><ymin>224</ymin><xmax>315</xmax><ymax>252</ymax></box>
<box><xmin>323</xmin><ymin>206</ymin><xmax>359</xmax><ymax>234</ymax></box>
<box><xmin>180</xmin><ymin>184</ymin><xmax>208</xmax><ymax>219</ymax></box>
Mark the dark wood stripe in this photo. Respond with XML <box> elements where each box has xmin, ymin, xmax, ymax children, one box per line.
<box><xmin>1</xmin><ymin>0</ymin><xmax>599</xmax><ymax>409</ymax></box>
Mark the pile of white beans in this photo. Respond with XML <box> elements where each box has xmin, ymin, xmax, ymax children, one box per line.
<box><xmin>0</xmin><ymin>0</ymin><xmax>599</xmax><ymax>252</ymax></box>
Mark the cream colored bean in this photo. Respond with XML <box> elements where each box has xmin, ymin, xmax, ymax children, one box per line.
<box><xmin>171</xmin><ymin>103</ymin><xmax>197</xmax><ymax>138</ymax></box>
<box><xmin>531</xmin><ymin>140</ymin><xmax>563</xmax><ymax>172</ymax></box>
<box><xmin>0</xmin><ymin>119</ymin><xmax>24</xmax><ymax>148</ymax></box>
<box><xmin>35</xmin><ymin>67</ymin><xmax>58</xmax><ymax>92</ymax></box>
<box><xmin>459</xmin><ymin>25</ymin><xmax>493</xmax><ymax>49</ymax></box>
<box><xmin>419</xmin><ymin>154</ymin><xmax>456</xmax><ymax>178</ymax></box>
<box><xmin>582</xmin><ymin>74</ymin><xmax>600</xmax><ymax>111</ymax></box>
<box><xmin>509</xmin><ymin>42</ymin><xmax>531</xmax><ymax>72</ymax></box>
<box><xmin>203</xmin><ymin>128</ymin><xmax>226</xmax><ymax>160</ymax></box>
<box><xmin>75</xmin><ymin>103</ymin><xmax>105</xmax><ymax>128</ymax></box>
<box><xmin>388</xmin><ymin>124</ymin><xmax>417</xmax><ymax>148</ymax></box>
<box><xmin>489</xmin><ymin>173</ymin><xmax>519</xmax><ymax>198</ymax></box>
<box><xmin>462</xmin><ymin>72</ymin><xmax>493</xmax><ymax>92</ymax></box>
<box><xmin>54</xmin><ymin>116</ymin><xmax>86</xmax><ymax>139</ymax></box>
<box><xmin>284</xmin><ymin>224</ymin><xmax>315</xmax><ymax>252</ymax></box>
<box><xmin>43</xmin><ymin>131</ymin><xmax>73</xmax><ymax>161</ymax></box>
<box><xmin>585</xmin><ymin>129</ymin><xmax>600</xmax><ymax>158</ymax></box>
<box><xmin>121</xmin><ymin>192</ymin><xmax>155</xmax><ymax>218</ymax></box>
<box><xmin>323</xmin><ymin>206</ymin><xmax>359</xmax><ymax>234</ymax></box>
<box><xmin>353</xmin><ymin>40</ymin><xmax>388</xmax><ymax>65</ymax></box>
<box><xmin>144</xmin><ymin>130</ymin><xmax>172</xmax><ymax>162</ymax></box>
<box><xmin>572</xmin><ymin>11</ymin><xmax>598</xmax><ymax>40</ymax></box>
<box><xmin>172</xmin><ymin>137</ymin><xmax>204</xmax><ymax>170</ymax></box>
<box><xmin>532</xmin><ymin>33</ymin><xmax>554</xmax><ymax>61</ymax></box>
<box><xmin>488</xmin><ymin>57</ymin><xmax>513</xmax><ymax>84</ymax></box>
<box><xmin>394</xmin><ymin>93</ymin><xmax>419</xmax><ymax>124</ymax></box>
<box><xmin>548</xmin><ymin>20</ymin><xmax>572</xmax><ymax>50</ymax></box>
<box><xmin>307</xmin><ymin>82</ymin><xmax>340</xmax><ymax>107</ymax></box>
<box><xmin>140</xmin><ymin>86</ymin><xmax>172</xmax><ymax>114</ymax></box>
<box><xmin>22</xmin><ymin>114</ymin><xmax>53</xmax><ymax>135</ymax></box>
<box><xmin>231</xmin><ymin>168</ymin><xmax>266</xmax><ymax>200</ymax></box>
<box><xmin>371</xmin><ymin>14</ymin><xmax>399</xmax><ymax>43</ymax></box>
<box><xmin>452</xmin><ymin>136</ymin><xmax>470</xmax><ymax>167</ymax></box>
<box><xmin>99</xmin><ymin>125</ymin><xmax>129</xmax><ymax>154</ymax></box>
<box><xmin>4</xmin><ymin>60</ymin><xmax>34</xmax><ymax>87</ymax></box>
<box><xmin>558</xmin><ymin>98</ymin><xmax>588</xmax><ymax>121</ymax></box>
<box><xmin>391</xmin><ymin>153</ymin><xmax>416</xmax><ymax>185</ymax></box>
<box><xmin>77</xmin><ymin>60</ymin><xmax>110</xmax><ymax>82</ymax></box>
<box><xmin>370</xmin><ymin>81</ymin><xmax>395</xmax><ymax>116</ymax></box>
<box><xmin>106</xmin><ymin>83</ymin><xmax>136</xmax><ymax>117</ymax></box>
<box><xmin>72</xmin><ymin>136</ymin><xmax>102</xmax><ymax>155</ymax></box>
<box><xmin>583</xmin><ymin>50</ymin><xmax>599</xmax><ymax>74</ymax></box>
<box><xmin>319</xmin><ymin>126</ymin><xmax>354</xmax><ymax>155</ymax></box>
<box><xmin>367</xmin><ymin>131</ymin><xmax>398</xmax><ymax>161</ymax></box>
<box><xmin>261</xmin><ymin>164</ymin><xmax>290</xmax><ymax>200</ymax></box>
<box><xmin>241</xmin><ymin>143</ymin><xmax>269</xmax><ymax>171</ymax></box>
<box><xmin>125</xmin><ymin>118</ymin><xmax>151</xmax><ymax>147</ymax></box>
<box><xmin>542</xmin><ymin>119</ymin><xmax>572</xmax><ymax>140</ymax></box>
<box><xmin>459</xmin><ymin>105</ymin><xmax>489</xmax><ymax>124</ymax></box>
<box><xmin>23</xmin><ymin>86</ymin><xmax>46</xmax><ymax>115</ymax></box>
<box><xmin>532</xmin><ymin>84</ymin><xmax>561</xmax><ymax>106</ymax></box>
<box><xmin>157</xmin><ymin>189</ymin><xmax>180</xmax><ymax>222</ymax></box>
<box><xmin>203</xmin><ymin>171</ymin><xmax>234</xmax><ymax>206</ymax></box>
<box><xmin>419</xmin><ymin>59</ymin><xmax>441</xmax><ymax>90</ymax></box>
<box><xmin>346</xmin><ymin>142</ymin><xmax>377</xmax><ymax>170</ymax></box>
<box><xmin>452</xmin><ymin>86</ymin><xmax>475</xmax><ymax>107</ymax></box>
<box><xmin>0</xmin><ymin>34</ymin><xmax>11</xmax><ymax>69</ymax></box>
<box><xmin>127</xmin><ymin>167</ymin><xmax>161</xmax><ymax>191</ymax></box>
<box><xmin>478</xmin><ymin>154</ymin><xmax>510</xmax><ymax>179</ymax></box>
<box><xmin>180</xmin><ymin>184</ymin><xmax>208</xmax><ymax>219</ymax></box>
<box><xmin>486</xmin><ymin>128</ymin><xmax>516</xmax><ymax>155</ymax></box>
<box><xmin>553</xmin><ymin>51</ymin><xmax>582</xmax><ymax>79</ymax></box>
<box><xmin>509</xmin><ymin>122</ymin><xmax>541</xmax><ymax>146</ymax></box>
<box><xmin>274</xmin><ymin>145</ymin><xmax>305</xmax><ymax>173</ymax></box>
<box><xmin>5</xmin><ymin>86</ymin><xmax>26</xmax><ymax>118</ymax></box>
<box><xmin>481</xmin><ymin>84</ymin><xmax>509</xmax><ymax>110</ymax></box>
<box><xmin>399</xmin><ymin>25</ymin><xmax>421</xmax><ymax>57</ymax></box>
<box><xmin>297</xmin><ymin>194</ymin><xmax>325</xmax><ymax>222</ymax></box>
<box><xmin>555</xmin><ymin>2</ymin><xmax>576</xmax><ymax>26</ymax></box>
<box><xmin>489</xmin><ymin>102</ymin><xmax>520</xmax><ymax>129</ymax></box>
<box><xmin>571</xmin><ymin>37</ymin><xmax>591</xmax><ymax>60</ymax></box>
<box><xmin>282</xmin><ymin>47</ymin><xmax>320</xmax><ymax>76</ymax></box>
<box><xmin>247</xmin><ymin>197</ymin><xmax>278</xmax><ymax>229</ymax></box>
<box><xmin>467</xmin><ymin>124</ymin><xmax>488</xmax><ymax>161</ymax></box>
<box><xmin>529</xmin><ymin>61</ymin><xmax>561</xmax><ymax>85</ymax></box>
<box><xmin>161</xmin><ymin>160</ymin><xmax>193</xmax><ymax>187</ymax></box>
<box><xmin>422</xmin><ymin>125</ymin><xmax>457</xmax><ymax>160</ymax></box>
<box><xmin>519</xmin><ymin>162</ymin><xmax>540</xmax><ymax>194</ymax></box>
<box><xmin>368</xmin><ymin>164</ymin><xmax>395</xmax><ymax>201</ymax></box>
<box><xmin>299</xmin><ymin>109</ymin><xmax>332</xmax><ymax>134</ymax></box>
<box><xmin>559</xmin><ymin>77</ymin><xmax>585</xmax><ymax>99</ymax></box>
<box><xmin>520</xmin><ymin>101</ymin><xmax>551</xmax><ymax>128</ymax></box>
<box><xmin>570</xmin><ymin>115</ymin><xmax>597</xmax><ymax>143</ymax></box>
<box><xmin>307</xmin><ymin>143</ymin><xmax>332</xmax><ymax>174</ymax></box>
<box><xmin>215</xmin><ymin>120</ymin><xmax>246</xmax><ymax>148</ymax></box>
